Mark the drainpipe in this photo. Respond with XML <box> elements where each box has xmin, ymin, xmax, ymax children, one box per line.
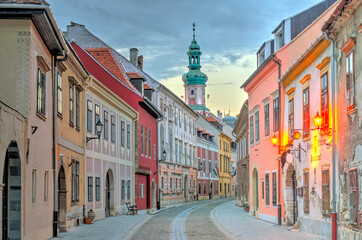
<box><xmin>53</xmin><ymin>53</ymin><xmax>68</xmax><ymax>237</ymax></box>
<box><xmin>156</xmin><ymin>85</ymin><xmax>164</xmax><ymax>209</ymax></box>
<box><xmin>272</xmin><ymin>54</ymin><xmax>282</xmax><ymax>226</ymax></box>
<box><xmin>323</xmin><ymin>32</ymin><xmax>337</xmax><ymax>240</ymax></box>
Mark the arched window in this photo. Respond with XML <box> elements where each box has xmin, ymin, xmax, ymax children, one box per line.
<box><xmin>191</xmin><ymin>90</ymin><xmax>194</xmax><ymax>95</ymax></box>
<box><xmin>141</xmin><ymin>124</ymin><xmax>144</xmax><ymax>155</ymax></box>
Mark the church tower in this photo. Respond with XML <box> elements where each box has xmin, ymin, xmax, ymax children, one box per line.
<box><xmin>182</xmin><ymin>23</ymin><xmax>209</xmax><ymax>114</ymax></box>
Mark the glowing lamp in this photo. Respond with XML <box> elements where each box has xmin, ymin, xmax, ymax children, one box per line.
<box><xmin>271</xmin><ymin>134</ymin><xmax>278</xmax><ymax>146</ymax></box>
<box><xmin>314</xmin><ymin>112</ymin><xmax>322</xmax><ymax>128</ymax></box>
<box><xmin>293</xmin><ymin>131</ymin><xmax>301</xmax><ymax>140</ymax></box>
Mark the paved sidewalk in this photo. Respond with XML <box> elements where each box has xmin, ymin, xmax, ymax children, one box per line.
<box><xmin>52</xmin><ymin>213</ymin><xmax>150</xmax><ymax>240</ymax></box>
<box><xmin>211</xmin><ymin>200</ymin><xmax>324</xmax><ymax>240</ymax></box>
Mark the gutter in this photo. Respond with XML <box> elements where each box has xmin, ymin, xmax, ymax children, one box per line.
<box><xmin>271</xmin><ymin>54</ymin><xmax>282</xmax><ymax>226</ymax></box>
<box><xmin>53</xmin><ymin>52</ymin><xmax>68</xmax><ymax>237</ymax></box>
<box><xmin>321</xmin><ymin>0</ymin><xmax>350</xmax><ymax>32</ymax></box>
<box><xmin>323</xmin><ymin>31</ymin><xmax>337</xmax><ymax>240</ymax></box>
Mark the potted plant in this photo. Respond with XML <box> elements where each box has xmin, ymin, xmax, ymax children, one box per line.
<box><xmin>85</xmin><ymin>209</ymin><xmax>95</xmax><ymax>224</ymax></box>
<box><xmin>242</xmin><ymin>203</ymin><xmax>249</xmax><ymax>212</ymax></box>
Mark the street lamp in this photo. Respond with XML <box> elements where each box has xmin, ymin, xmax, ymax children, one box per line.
<box><xmin>313</xmin><ymin>111</ymin><xmax>322</xmax><ymax>129</ymax></box>
<box><xmin>86</xmin><ymin>120</ymin><xmax>103</xmax><ymax>143</ymax></box>
<box><xmin>157</xmin><ymin>150</ymin><xmax>167</xmax><ymax>210</ymax></box>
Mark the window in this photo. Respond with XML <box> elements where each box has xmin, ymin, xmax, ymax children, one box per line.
<box><xmin>179</xmin><ymin>144</ymin><xmax>182</xmax><ymax>164</ymax></box>
<box><xmin>32</xmin><ymin>169</ymin><xmax>36</xmax><ymax>203</ymax></box>
<box><xmin>71</xmin><ymin>161</ymin><xmax>79</xmax><ymax>203</ymax></box>
<box><xmin>265</xmin><ymin>104</ymin><xmax>270</xmax><ymax>136</ymax></box>
<box><xmin>349</xmin><ymin>169</ymin><xmax>358</xmax><ymax>225</ymax></box>
<box><xmin>169</xmin><ymin>131</ymin><xmax>173</xmax><ymax>162</ymax></box>
<box><xmin>127</xmin><ymin>124</ymin><xmax>131</xmax><ymax>148</ymax></box>
<box><xmin>303</xmin><ymin>87</ymin><xmax>310</xmax><ymax>137</ymax></box>
<box><xmin>175</xmin><ymin>142</ymin><xmax>178</xmax><ymax>162</ymax></box>
<box><xmin>175</xmin><ymin>107</ymin><xmax>178</xmax><ymax>124</ymax></box>
<box><xmin>228</xmin><ymin>184</ymin><xmax>230</xmax><ymax>193</ymax></box>
<box><xmin>44</xmin><ymin>171</ymin><xmax>48</xmax><ymax>202</ymax></box>
<box><xmin>288</xmin><ymin>98</ymin><xmax>294</xmax><ymax>139</ymax></box>
<box><xmin>111</xmin><ymin>115</ymin><xmax>115</xmax><ymax>142</ymax></box>
<box><xmin>255</xmin><ymin>111</ymin><xmax>259</xmax><ymax>141</ymax></box>
<box><xmin>95</xmin><ymin>104</ymin><xmax>100</xmax><ymax>132</ymax></box>
<box><xmin>57</xmin><ymin>72</ymin><xmax>62</xmax><ymax>115</ymax></box>
<box><xmin>140</xmin><ymin>184</ymin><xmax>145</xmax><ymax>198</ymax></box>
<box><xmin>250</xmin><ymin>115</ymin><xmax>254</xmax><ymax>144</ymax></box>
<box><xmin>176</xmin><ymin>177</ymin><xmax>178</xmax><ymax>189</ymax></box>
<box><xmin>121</xmin><ymin>180</ymin><xmax>125</xmax><ymax>200</ymax></box>
<box><xmin>37</xmin><ymin>69</ymin><xmax>46</xmax><ymax>116</ymax></box>
<box><xmin>104</xmin><ymin>111</ymin><xmax>109</xmax><ymax>139</ymax></box>
<box><xmin>322</xmin><ymin>167</ymin><xmax>330</xmax><ymax>217</ymax></box>
<box><xmin>220</xmin><ymin>183</ymin><xmax>222</xmax><ymax>193</ymax></box>
<box><xmin>303</xmin><ymin>169</ymin><xmax>309</xmax><ymax>214</ymax></box>
<box><xmin>273</xmin><ymin>97</ymin><xmax>279</xmax><ymax>132</ymax></box>
<box><xmin>346</xmin><ymin>52</ymin><xmax>355</xmax><ymax>109</ymax></box>
<box><xmin>161</xmin><ymin>177</ymin><xmax>164</xmax><ymax>189</ymax></box>
<box><xmin>321</xmin><ymin>73</ymin><xmax>329</xmax><ymax>128</ymax></box>
<box><xmin>184</xmin><ymin>115</ymin><xmax>187</xmax><ymax>131</ymax></box>
<box><xmin>121</xmin><ymin>120</ymin><xmax>125</xmax><ymax>146</ymax></box>
<box><xmin>170</xmin><ymin>178</ymin><xmax>173</xmax><ymax>190</ymax></box>
<box><xmin>272</xmin><ymin>172</ymin><xmax>277</xmax><ymax>206</ymax></box>
<box><xmin>160</xmin><ymin>125</ymin><xmax>164</xmax><ymax>155</ymax></box>
<box><xmin>76</xmin><ymin>91</ymin><xmax>80</xmax><ymax>128</ymax></box>
<box><xmin>88</xmin><ymin>177</ymin><xmax>93</xmax><ymax>201</ymax></box>
<box><xmin>87</xmin><ymin>100</ymin><xmax>92</xmax><ymax>132</ymax></box>
<box><xmin>69</xmin><ymin>85</ymin><xmax>74</xmax><ymax>124</ymax></box>
<box><xmin>179</xmin><ymin>109</ymin><xmax>182</xmax><ymax>127</ymax></box>
<box><xmin>127</xmin><ymin>180</ymin><xmax>131</xmax><ymax>199</ymax></box>
<box><xmin>141</xmin><ymin>125</ymin><xmax>144</xmax><ymax>155</ymax></box>
<box><xmin>198</xmin><ymin>182</ymin><xmax>201</xmax><ymax>194</ymax></box>
<box><xmin>145</xmin><ymin>127</ymin><xmax>148</xmax><ymax>155</ymax></box>
<box><xmin>262</xmin><ymin>180</ymin><xmax>265</xmax><ymax>200</ymax></box>
<box><xmin>148</xmin><ymin>129</ymin><xmax>151</xmax><ymax>157</ymax></box>
<box><xmin>203</xmin><ymin>182</ymin><xmax>206</xmax><ymax>194</ymax></box>
<box><xmin>276</xmin><ymin>30</ymin><xmax>284</xmax><ymax>50</ymax></box>
<box><xmin>265</xmin><ymin>173</ymin><xmax>270</xmax><ymax>206</ymax></box>
<box><xmin>95</xmin><ymin>177</ymin><xmax>100</xmax><ymax>201</ymax></box>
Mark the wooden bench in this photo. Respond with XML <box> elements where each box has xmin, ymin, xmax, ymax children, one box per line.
<box><xmin>126</xmin><ymin>202</ymin><xmax>138</xmax><ymax>215</ymax></box>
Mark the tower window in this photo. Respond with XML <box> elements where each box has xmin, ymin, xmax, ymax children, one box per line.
<box><xmin>191</xmin><ymin>90</ymin><xmax>194</xmax><ymax>95</ymax></box>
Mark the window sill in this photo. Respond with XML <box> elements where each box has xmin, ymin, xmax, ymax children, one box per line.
<box><xmin>302</xmin><ymin>135</ymin><xmax>310</xmax><ymax>142</ymax></box>
<box><xmin>57</xmin><ymin>113</ymin><xmax>63</xmax><ymax>119</ymax></box>
<box><xmin>76</xmin><ymin>127</ymin><xmax>80</xmax><ymax>132</ymax></box>
<box><xmin>347</xmin><ymin>106</ymin><xmax>357</xmax><ymax>115</ymax></box>
<box><xmin>36</xmin><ymin>112</ymin><xmax>46</xmax><ymax>121</ymax></box>
<box><xmin>69</xmin><ymin>122</ymin><xmax>74</xmax><ymax>128</ymax></box>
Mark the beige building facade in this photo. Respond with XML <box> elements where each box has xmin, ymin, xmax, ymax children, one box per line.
<box><xmin>233</xmin><ymin>100</ymin><xmax>249</xmax><ymax>207</ymax></box>
<box><xmin>0</xmin><ymin>2</ymin><xmax>67</xmax><ymax>239</ymax></box>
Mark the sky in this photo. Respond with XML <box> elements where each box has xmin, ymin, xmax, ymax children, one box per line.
<box><xmin>48</xmin><ymin>0</ymin><xmax>323</xmax><ymax>116</ymax></box>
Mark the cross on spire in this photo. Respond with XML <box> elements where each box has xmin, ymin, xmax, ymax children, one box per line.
<box><xmin>193</xmin><ymin>23</ymin><xmax>195</xmax><ymax>41</ymax></box>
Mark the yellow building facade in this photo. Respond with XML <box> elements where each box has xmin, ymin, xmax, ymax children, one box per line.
<box><xmin>218</xmin><ymin>132</ymin><xmax>231</xmax><ymax>198</ymax></box>
<box><xmin>56</xmin><ymin>44</ymin><xmax>88</xmax><ymax>231</ymax></box>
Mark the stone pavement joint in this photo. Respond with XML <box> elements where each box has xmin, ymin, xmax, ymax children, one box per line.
<box><xmin>171</xmin><ymin>204</ymin><xmax>203</xmax><ymax>240</ymax></box>
<box><xmin>211</xmin><ymin>200</ymin><xmax>325</xmax><ymax>240</ymax></box>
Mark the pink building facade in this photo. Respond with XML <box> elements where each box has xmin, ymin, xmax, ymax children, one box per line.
<box><xmin>241</xmin><ymin>0</ymin><xmax>338</xmax><ymax>225</ymax></box>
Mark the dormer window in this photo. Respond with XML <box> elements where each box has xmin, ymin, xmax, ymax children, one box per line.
<box><xmin>258</xmin><ymin>48</ymin><xmax>265</xmax><ymax>67</ymax></box>
<box><xmin>275</xmin><ymin>28</ymin><xmax>284</xmax><ymax>50</ymax></box>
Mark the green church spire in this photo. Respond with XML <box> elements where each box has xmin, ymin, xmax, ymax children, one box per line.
<box><xmin>182</xmin><ymin>23</ymin><xmax>209</xmax><ymax>114</ymax></box>
<box><xmin>182</xmin><ymin>23</ymin><xmax>208</xmax><ymax>85</ymax></box>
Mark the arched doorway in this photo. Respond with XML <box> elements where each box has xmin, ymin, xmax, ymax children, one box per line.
<box><xmin>58</xmin><ymin>165</ymin><xmax>67</xmax><ymax>232</ymax></box>
<box><xmin>224</xmin><ymin>183</ymin><xmax>227</xmax><ymax>197</ymax></box>
<box><xmin>105</xmin><ymin>169</ymin><xmax>114</xmax><ymax>217</ymax></box>
<box><xmin>285</xmin><ymin>164</ymin><xmax>297</xmax><ymax>225</ymax></box>
<box><xmin>2</xmin><ymin>141</ymin><xmax>21</xmax><ymax>240</ymax></box>
<box><xmin>251</xmin><ymin>168</ymin><xmax>259</xmax><ymax>214</ymax></box>
<box><xmin>209</xmin><ymin>182</ymin><xmax>213</xmax><ymax>199</ymax></box>
<box><xmin>151</xmin><ymin>180</ymin><xmax>156</xmax><ymax>210</ymax></box>
<box><xmin>184</xmin><ymin>175</ymin><xmax>188</xmax><ymax>202</ymax></box>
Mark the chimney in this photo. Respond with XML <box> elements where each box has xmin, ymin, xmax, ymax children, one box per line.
<box><xmin>130</xmin><ymin>48</ymin><xmax>138</xmax><ymax>66</ymax></box>
<box><xmin>137</xmin><ymin>55</ymin><xmax>143</xmax><ymax>70</ymax></box>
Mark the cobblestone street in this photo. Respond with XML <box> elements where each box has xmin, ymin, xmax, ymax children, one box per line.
<box><xmin>53</xmin><ymin>198</ymin><xmax>324</xmax><ymax>240</ymax></box>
